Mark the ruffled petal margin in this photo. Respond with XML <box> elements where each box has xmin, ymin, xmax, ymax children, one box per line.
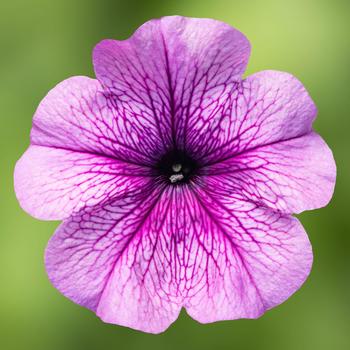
<box><xmin>14</xmin><ymin>145</ymin><xmax>151</xmax><ymax>220</ymax></box>
<box><xmin>93</xmin><ymin>16</ymin><xmax>251</xmax><ymax>149</ymax></box>
<box><xmin>30</xmin><ymin>76</ymin><xmax>161</xmax><ymax>165</ymax></box>
<box><xmin>193</xmin><ymin>70</ymin><xmax>318</xmax><ymax>163</ymax></box>
<box><xmin>45</xmin><ymin>185</ymin><xmax>312</xmax><ymax>333</ymax></box>
<box><xmin>202</xmin><ymin>132</ymin><xmax>336</xmax><ymax>214</ymax></box>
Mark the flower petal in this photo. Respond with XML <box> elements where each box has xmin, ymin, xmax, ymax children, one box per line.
<box><xmin>31</xmin><ymin>76</ymin><xmax>159</xmax><ymax>165</ymax></box>
<box><xmin>93</xmin><ymin>16</ymin><xmax>250</xmax><ymax>149</ymax></box>
<box><xmin>192</xmin><ymin>70</ymin><xmax>317</xmax><ymax>163</ymax></box>
<box><xmin>183</xmin><ymin>186</ymin><xmax>313</xmax><ymax>323</ymax></box>
<box><xmin>202</xmin><ymin>132</ymin><xmax>336</xmax><ymax>214</ymax></box>
<box><xmin>46</xmin><ymin>181</ymin><xmax>312</xmax><ymax>333</ymax></box>
<box><xmin>45</xmin><ymin>185</ymin><xmax>182</xmax><ymax>334</ymax></box>
<box><xmin>14</xmin><ymin>145</ymin><xmax>151</xmax><ymax>220</ymax></box>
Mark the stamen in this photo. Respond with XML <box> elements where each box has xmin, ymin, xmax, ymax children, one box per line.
<box><xmin>169</xmin><ymin>173</ymin><xmax>184</xmax><ymax>183</ymax></box>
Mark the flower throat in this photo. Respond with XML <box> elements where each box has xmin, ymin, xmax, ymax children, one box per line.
<box><xmin>156</xmin><ymin>149</ymin><xmax>198</xmax><ymax>185</ymax></box>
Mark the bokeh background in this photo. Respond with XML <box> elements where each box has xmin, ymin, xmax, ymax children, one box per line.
<box><xmin>1</xmin><ymin>0</ymin><xmax>349</xmax><ymax>349</ymax></box>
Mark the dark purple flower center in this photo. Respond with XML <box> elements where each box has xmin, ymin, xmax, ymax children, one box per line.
<box><xmin>156</xmin><ymin>149</ymin><xmax>198</xmax><ymax>185</ymax></box>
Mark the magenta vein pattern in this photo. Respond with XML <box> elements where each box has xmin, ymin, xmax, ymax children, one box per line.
<box><xmin>14</xmin><ymin>16</ymin><xmax>336</xmax><ymax>333</ymax></box>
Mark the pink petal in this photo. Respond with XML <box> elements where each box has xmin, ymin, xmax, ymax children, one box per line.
<box><xmin>202</xmin><ymin>132</ymin><xmax>336</xmax><ymax>214</ymax></box>
<box><xmin>14</xmin><ymin>145</ymin><xmax>151</xmax><ymax>220</ymax></box>
<box><xmin>193</xmin><ymin>70</ymin><xmax>317</xmax><ymax>163</ymax></box>
<box><xmin>31</xmin><ymin>76</ymin><xmax>158</xmax><ymax>165</ymax></box>
<box><xmin>46</xmin><ymin>183</ymin><xmax>312</xmax><ymax>333</ymax></box>
<box><xmin>45</xmin><ymin>185</ymin><xmax>181</xmax><ymax>334</ymax></box>
<box><xmin>184</xmin><ymin>187</ymin><xmax>312</xmax><ymax>322</ymax></box>
<box><xmin>93</xmin><ymin>16</ymin><xmax>250</xmax><ymax>149</ymax></box>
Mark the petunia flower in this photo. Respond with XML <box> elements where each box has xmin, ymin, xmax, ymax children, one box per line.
<box><xmin>14</xmin><ymin>16</ymin><xmax>336</xmax><ymax>333</ymax></box>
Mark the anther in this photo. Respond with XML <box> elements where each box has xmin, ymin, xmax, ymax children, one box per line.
<box><xmin>169</xmin><ymin>173</ymin><xmax>184</xmax><ymax>183</ymax></box>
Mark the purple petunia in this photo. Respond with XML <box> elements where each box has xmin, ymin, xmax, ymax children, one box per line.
<box><xmin>14</xmin><ymin>16</ymin><xmax>336</xmax><ymax>333</ymax></box>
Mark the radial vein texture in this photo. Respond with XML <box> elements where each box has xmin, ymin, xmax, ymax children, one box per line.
<box><xmin>14</xmin><ymin>16</ymin><xmax>336</xmax><ymax>334</ymax></box>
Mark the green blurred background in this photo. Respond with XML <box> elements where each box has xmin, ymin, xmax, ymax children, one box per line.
<box><xmin>1</xmin><ymin>0</ymin><xmax>349</xmax><ymax>349</ymax></box>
